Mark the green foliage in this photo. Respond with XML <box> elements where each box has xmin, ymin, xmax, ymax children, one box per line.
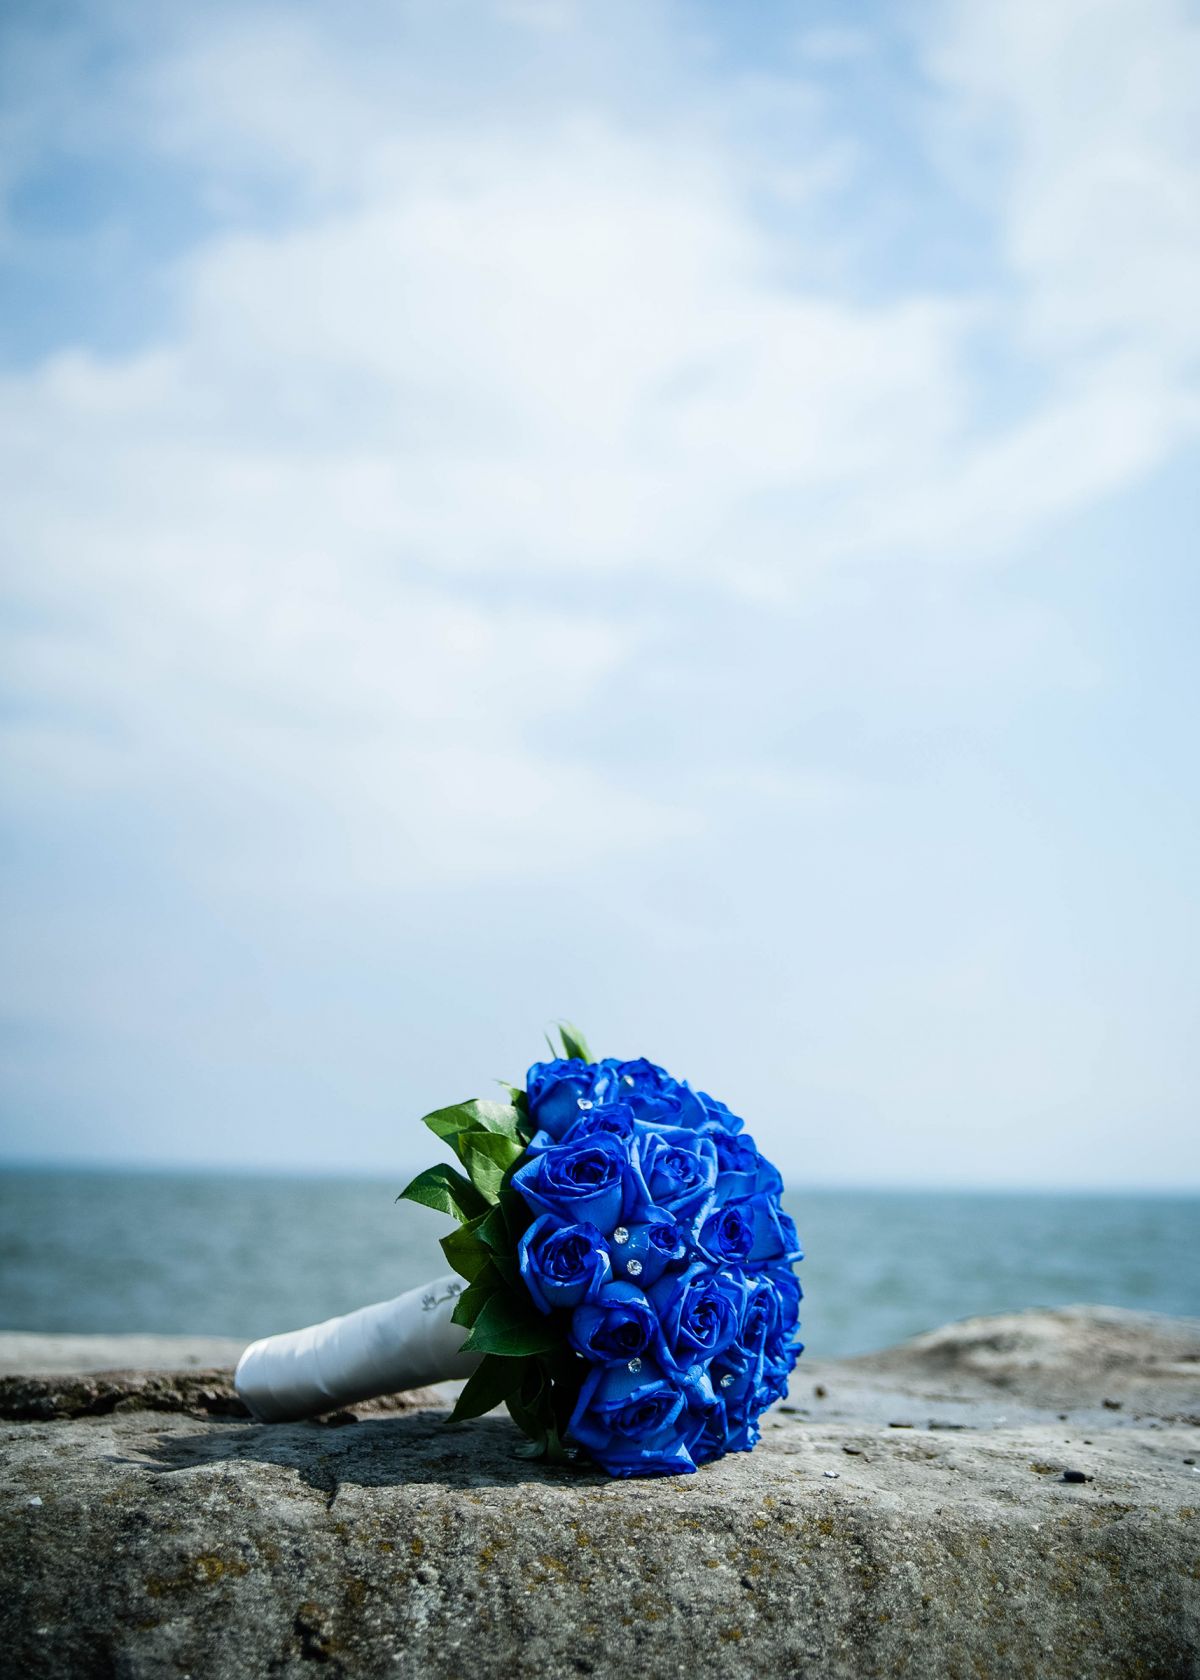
<box><xmin>461</xmin><ymin>1291</ymin><xmax>560</xmax><ymax>1357</ymax></box>
<box><xmin>475</xmin><ymin>1201</ymin><xmax>512</xmax><ymax>1253</ymax></box>
<box><xmin>555</xmin><ymin>1021</ymin><xmax>593</xmax><ymax>1063</ymax></box>
<box><xmin>461</xmin><ymin>1130</ymin><xmax>525</xmax><ymax>1200</ymax></box>
<box><xmin>421</xmin><ymin>1098</ymin><xmax>527</xmax><ymax>1151</ymax></box>
<box><xmin>398</xmin><ymin>1025</ymin><xmax>596</xmax><ymax>1459</ymax></box>
<box><xmin>396</xmin><ymin>1163</ymin><xmax>487</xmax><ymax>1223</ymax></box>
<box><xmin>439</xmin><ymin>1218</ymin><xmax>492</xmax><ymax>1283</ymax></box>
<box><xmin>448</xmin><ymin>1354</ymin><xmax>527</xmax><ymax>1424</ymax></box>
<box><xmin>450</xmin><ymin>1272</ymin><xmax>499</xmax><ymax>1328</ymax></box>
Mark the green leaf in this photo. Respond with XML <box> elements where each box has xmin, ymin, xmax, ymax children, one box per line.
<box><xmin>450</xmin><ymin>1272</ymin><xmax>500</xmax><ymax>1328</ymax></box>
<box><xmin>440</xmin><ymin>1221</ymin><xmax>492</xmax><ymax>1283</ymax></box>
<box><xmin>461</xmin><ymin>1128</ymin><xmax>525</xmax><ymax>1201</ymax></box>
<box><xmin>556</xmin><ymin>1021</ymin><xmax>593</xmax><ymax>1063</ymax></box>
<box><xmin>489</xmin><ymin>1246</ymin><xmax>523</xmax><ymax>1292</ymax></box>
<box><xmin>478</xmin><ymin>1188</ymin><xmax>532</xmax><ymax>1286</ymax></box>
<box><xmin>475</xmin><ymin>1202</ymin><xmax>510</xmax><ymax>1253</ymax></box>
<box><xmin>467</xmin><ymin>1128</ymin><xmax>525</xmax><ymax>1174</ymax></box>
<box><xmin>506</xmin><ymin>1360</ymin><xmax>547</xmax><ymax>1432</ymax></box>
<box><xmin>449</xmin><ymin>1354</ymin><xmax>530</xmax><ymax>1424</ymax></box>
<box><xmin>396</xmin><ymin>1163</ymin><xmax>487</xmax><ymax>1224</ymax></box>
<box><xmin>421</xmin><ymin>1099</ymin><xmax>522</xmax><ymax>1146</ymax></box>
<box><xmin>461</xmin><ymin>1292</ymin><xmax>561</xmax><ymax>1358</ymax></box>
<box><xmin>477</xmin><ymin>1129</ymin><xmax>526</xmax><ymax>1167</ymax></box>
<box><xmin>461</xmin><ymin>1147</ymin><xmax>503</xmax><ymax>1201</ymax></box>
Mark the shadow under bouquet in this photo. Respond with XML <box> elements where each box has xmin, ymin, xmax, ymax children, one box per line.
<box><xmin>399</xmin><ymin>1025</ymin><xmax>804</xmax><ymax>1477</ymax></box>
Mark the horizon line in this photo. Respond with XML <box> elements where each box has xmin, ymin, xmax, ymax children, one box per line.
<box><xmin>0</xmin><ymin>1155</ymin><xmax>1196</xmax><ymax>1198</ymax></box>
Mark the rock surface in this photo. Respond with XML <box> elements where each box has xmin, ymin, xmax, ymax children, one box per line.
<box><xmin>2</xmin><ymin>1305</ymin><xmax>1198</xmax><ymax>1679</ymax></box>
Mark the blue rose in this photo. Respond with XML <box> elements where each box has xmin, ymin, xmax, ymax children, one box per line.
<box><xmin>570</xmin><ymin>1281</ymin><xmax>664</xmax><ymax>1365</ymax></box>
<box><xmin>694</xmin><ymin>1347</ymin><xmax>757</xmax><ymax>1458</ymax></box>
<box><xmin>525</xmin><ymin>1058</ymin><xmax>614</xmax><ymax>1141</ymax></box>
<box><xmin>563</xmin><ymin>1101</ymin><xmax>638</xmax><ymax>1147</ymax></box>
<box><xmin>768</xmin><ymin>1263</ymin><xmax>803</xmax><ymax>1339</ymax></box>
<box><xmin>753</xmin><ymin>1151</ymin><xmax>784</xmax><ymax>1198</ymax></box>
<box><xmin>693</xmin><ymin>1089</ymin><xmax>745</xmax><ymax>1135</ymax></box>
<box><xmin>606</xmin><ymin>1214</ymin><xmax>687</xmax><ymax>1288</ymax></box>
<box><xmin>517</xmin><ymin>1215</ymin><xmax>612</xmax><ymax>1315</ymax></box>
<box><xmin>756</xmin><ymin>1347</ymin><xmax>794</xmax><ymax>1410</ymax></box>
<box><xmin>607</xmin><ymin>1059</ymin><xmax>710</xmax><ymax>1130</ymax></box>
<box><xmin>567</xmin><ymin>1362</ymin><xmax>701</xmax><ymax>1477</ymax></box>
<box><xmin>711</xmin><ymin>1132</ymin><xmax>760</xmax><ymax>1199</ymax></box>
<box><xmin>740</xmin><ymin>1273</ymin><xmax>784</xmax><ymax>1355</ymax></box>
<box><xmin>511</xmin><ymin>1133</ymin><xmax>638</xmax><ymax>1232</ymax></box>
<box><xmin>733</xmin><ymin>1274</ymin><xmax>802</xmax><ymax>1420</ymax></box>
<box><xmin>522</xmin><ymin>1101</ymin><xmax>637</xmax><ymax>1158</ymax></box>
<box><xmin>634</xmin><ymin>1126</ymin><xmax>718</xmax><ymax>1223</ymax></box>
<box><xmin>705</xmin><ymin>1332</ymin><xmax>796</xmax><ymax>1459</ymax></box>
<box><xmin>738</xmin><ymin>1194</ymin><xmax>803</xmax><ymax>1264</ymax></box>
<box><xmin>737</xmin><ymin>1275</ymin><xmax>799</xmax><ymax>1400</ymax></box>
<box><xmin>651</xmin><ymin>1262</ymin><xmax>745</xmax><ymax>1370</ymax></box>
<box><xmin>696</xmin><ymin>1200</ymin><xmax>755</xmax><ymax>1266</ymax></box>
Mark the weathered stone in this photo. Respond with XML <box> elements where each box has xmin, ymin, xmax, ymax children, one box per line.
<box><xmin>0</xmin><ymin>1368</ymin><xmax>446</xmax><ymax>1425</ymax></box>
<box><xmin>1</xmin><ymin>1306</ymin><xmax>1198</xmax><ymax>1679</ymax></box>
<box><xmin>0</xmin><ymin>1367</ymin><xmax>252</xmax><ymax>1423</ymax></box>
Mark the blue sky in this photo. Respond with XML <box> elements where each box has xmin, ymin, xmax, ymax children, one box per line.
<box><xmin>1</xmin><ymin>0</ymin><xmax>1198</xmax><ymax>1187</ymax></box>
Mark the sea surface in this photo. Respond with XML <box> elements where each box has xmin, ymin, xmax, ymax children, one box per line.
<box><xmin>0</xmin><ymin>1169</ymin><xmax>1196</xmax><ymax>1359</ymax></box>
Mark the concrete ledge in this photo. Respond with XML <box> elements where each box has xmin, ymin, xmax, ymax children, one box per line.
<box><xmin>2</xmin><ymin>1306</ymin><xmax>1198</xmax><ymax>1678</ymax></box>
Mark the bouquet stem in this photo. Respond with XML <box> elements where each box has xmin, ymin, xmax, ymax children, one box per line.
<box><xmin>234</xmin><ymin>1275</ymin><xmax>481</xmax><ymax>1422</ymax></box>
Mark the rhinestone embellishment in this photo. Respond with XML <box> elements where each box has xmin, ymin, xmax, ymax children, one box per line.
<box><xmin>612</xmin><ymin>1226</ymin><xmax>630</xmax><ymax>1244</ymax></box>
<box><xmin>625</xmin><ymin>1258</ymin><xmax>643</xmax><ymax>1277</ymax></box>
<box><xmin>627</xmin><ymin>1358</ymin><xmax>642</xmax><ymax>1374</ymax></box>
<box><xmin>577</xmin><ymin>1098</ymin><xmax>593</xmax><ymax>1110</ymax></box>
<box><xmin>719</xmin><ymin>1373</ymin><xmax>735</xmax><ymax>1389</ymax></box>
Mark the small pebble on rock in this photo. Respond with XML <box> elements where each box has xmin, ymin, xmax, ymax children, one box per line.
<box><xmin>823</xmin><ymin>1470</ymin><xmax>840</xmax><ymax>1479</ymax></box>
<box><xmin>1061</xmin><ymin>1470</ymin><xmax>1090</xmax><ymax>1484</ymax></box>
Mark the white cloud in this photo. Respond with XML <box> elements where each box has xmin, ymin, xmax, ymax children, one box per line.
<box><xmin>2</xmin><ymin>0</ymin><xmax>1198</xmax><ymax>899</ymax></box>
<box><xmin>1</xmin><ymin>0</ymin><xmax>1198</xmax><ymax>1182</ymax></box>
<box><xmin>926</xmin><ymin>0</ymin><xmax>1200</xmax><ymax>364</ymax></box>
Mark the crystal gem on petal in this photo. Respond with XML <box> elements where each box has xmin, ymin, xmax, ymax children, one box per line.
<box><xmin>612</xmin><ymin>1226</ymin><xmax>630</xmax><ymax>1244</ymax></box>
<box><xmin>626</xmin><ymin>1258</ymin><xmax>643</xmax><ymax>1277</ymax></box>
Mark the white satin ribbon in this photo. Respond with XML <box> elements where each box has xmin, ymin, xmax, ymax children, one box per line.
<box><xmin>234</xmin><ymin>1274</ymin><xmax>481</xmax><ymax>1422</ymax></box>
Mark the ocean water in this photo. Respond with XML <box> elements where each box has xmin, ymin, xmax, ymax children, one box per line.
<box><xmin>0</xmin><ymin>1169</ymin><xmax>1195</xmax><ymax>1359</ymax></box>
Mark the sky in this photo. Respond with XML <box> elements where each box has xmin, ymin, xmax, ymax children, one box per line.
<box><xmin>1</xmin><ymin>0</ymin><xmax>1198</xmax><ymax>1189</ymax></box>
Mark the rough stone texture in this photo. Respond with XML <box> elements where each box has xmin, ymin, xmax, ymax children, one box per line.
<box><xmin>0</xmin><ymin>1367</ymin><xmax>445</xmax><ymax>1426</ymax></box>
<box><xmin>2</xmin><ymin>1306</ymin><xmax>1197</xmax><ymax>1679</ymax></box>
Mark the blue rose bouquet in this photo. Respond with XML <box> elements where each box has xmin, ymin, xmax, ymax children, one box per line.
<box><xmin>397</xmin><ymin>1024</ymin><xmax>803</xmax><ymax>1477</ymax></box>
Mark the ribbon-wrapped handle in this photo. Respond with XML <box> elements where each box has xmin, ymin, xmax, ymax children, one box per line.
<box><xmin>234</xmin><ymin>1274</ymin><xmax>481</xmax><ymax>1422</ymax></box>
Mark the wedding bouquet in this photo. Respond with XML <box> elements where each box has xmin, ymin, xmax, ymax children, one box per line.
<box><xmin>235</xmin><ymin>1026</ymin><xmax>803</xmax><ymax>1478</ymax></box>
